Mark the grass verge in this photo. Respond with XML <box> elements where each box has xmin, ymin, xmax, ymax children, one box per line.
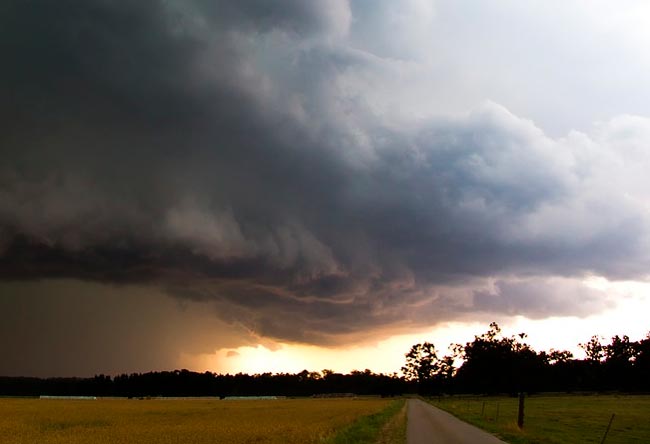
<box><xmin>324</xmin><ymin>399</ymin><xmax>405</xmax><ymax>444</ymax></box>
<box><xmin>375</xmin><ymin>400</ymin><xmax>407</xmax><ymax>444</ymax></box>
<box><xmin>429</xmin><ymin>394</ymin><xmax>650</xmax><ymax>444</ymax></box>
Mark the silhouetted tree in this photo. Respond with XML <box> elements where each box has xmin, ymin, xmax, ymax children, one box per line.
<box><xmin>402</xmin><ymin>342</ymin><xmax>439</xmax><ymax>382</ymax></box>
<box><xmin>633</xmin><ymin>333</ymin><xmax>650</xmax><ymax>391</ymax></box>
<box><xmin>453</xmin><ymin>322</ymin><xmax>545</xmax><ymax>394</ymax></box>
<box><xmin>602</xmin><ymin>335</ymin><xmax>638</xmax><ymax>390</ymax></box>
<box><xmin>401</xmin><ymin>342</ymin><xmax>453</xmax><ymax>394</ymax></box>
<box><xmin>547</xmin><ymin>349</ymin><xmax>574</xmax><ymax>365</ymax></box>
<box><xmin>580</xmin><ymin>335</ymin><xmax>606</xmax><ymax>363</ymax></box>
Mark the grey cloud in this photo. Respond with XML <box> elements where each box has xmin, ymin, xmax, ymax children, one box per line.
<box><xmin>472</xmin><ymin>278</ymin><xmax>614</xmax><ymax>319</ymax></box>
<box><xmin>349</xmin><ymin>0</ymin><xmax>437</xmax><ymax>60</ymax></box>
<box><xmin>2</xmin><ymin>0</ymin><xmax>650</xmax><ymax>348</ymax></box>
<box><xmin>191</xmin><ymin>0</ymin><xmax>351</xmax><ymax>37</ymax></box>
<box><xmin>350</xmin><ymin>1</ymin><xmax>650</xmax><ymax>136</ymax></box>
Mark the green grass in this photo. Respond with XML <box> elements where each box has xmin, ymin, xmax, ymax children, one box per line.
<box><xmin>325</xmin><ymin>399</ymin><xmax>405</xmax><ymax>444</ymax></box>
<box><xmin>375</xmin><ymin>400</ymin><xmax>407</xmax><ymax>444</ymax></box>
<box><xmin>429</xmin><ymin>394</ymin><xmax>650</xmax><ymax>444</ymax></box>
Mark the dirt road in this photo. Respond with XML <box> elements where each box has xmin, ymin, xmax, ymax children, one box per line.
<box><xmin>407</xmin><ymin>399</ymin><xmax>507</xmax><ymax>444</ymax></box>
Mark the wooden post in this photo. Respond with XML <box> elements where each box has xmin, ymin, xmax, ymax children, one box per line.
<box><xmin>495</xmin><ymin>402</ymin><xmax>500</xmax><ymax>422</ymax></box>
<box><xmin>481</xmin><ymin>401</ymin><xmax>485</xmax><ymax>417</ymax></box>
<box><xmin>517</xmin><ymin>392</ymin><xmax>525</xmax><ymax>429</ymax></box>
<box><xmin>600</xmin><ymin>414</ymin><xmax>615</xmax><ymax>444</ymax></box>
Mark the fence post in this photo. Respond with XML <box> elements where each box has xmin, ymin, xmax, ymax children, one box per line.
<box><xmin>517</xmin><ymin>392</ymin><xmax>525</xmax><ymax>429</ymax></box>
<box><xmin>600</xmin><ymin>414</ymin><xmax>615</xmax><ymax>444</ymax></box>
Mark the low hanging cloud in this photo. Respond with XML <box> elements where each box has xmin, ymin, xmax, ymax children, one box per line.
<box><xmin>2</xmin><ymin>0</ymin><xmax>650</xmax><ymax>346</ymax></box>
<box><xmin>471</xmin><ymin>278</ymin><xmax>616</xmax><ymax>319</ymax></box>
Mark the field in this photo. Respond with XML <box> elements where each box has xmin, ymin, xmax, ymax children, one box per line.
<box><xmin>0</xmin><ymin>397</ymin><xmax>396</xmax><ymax>444</ymax></box>
<box><xmin>430</xmin><ymin>394</ymin><xmax>650</xmax><ymax>444</ymax></box>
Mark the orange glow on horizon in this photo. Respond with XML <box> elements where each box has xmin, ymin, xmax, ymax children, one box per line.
<box><xmin>180</xmin><ymin>278</ymin><xmax>650</xmax><ymax>376</ymax></box>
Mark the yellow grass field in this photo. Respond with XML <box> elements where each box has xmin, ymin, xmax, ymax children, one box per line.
<box><xmin>0</xmin><ymin>397</ymin><xmax>392</xmax><ymax>444</ymax></box>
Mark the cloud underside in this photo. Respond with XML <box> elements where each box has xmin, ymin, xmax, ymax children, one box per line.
<box><xmin>2</xmin><ymin>0</ymin><xmax>650</xmax><ymax>346</ymax></box>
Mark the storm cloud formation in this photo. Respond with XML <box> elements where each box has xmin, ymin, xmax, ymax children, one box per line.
<box><xmin>2</xmin><ymin>0</ymin><xmax>650</xmax><ymax>351</ymax></box>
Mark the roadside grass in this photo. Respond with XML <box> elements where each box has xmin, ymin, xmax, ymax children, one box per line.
<box><xmin>376</xmin><ymin>400</ymin><xmax>407</xmax><ymax>444</ymax></box>
<box><xmin>325</xmin><ymin>399</ymin><xmax>405</xmax><ymax>444</ymax></box>
<box><xmin>429</xmin><ymin>394</ymin><xmax>650</xmax><ymax>444</ymax></box>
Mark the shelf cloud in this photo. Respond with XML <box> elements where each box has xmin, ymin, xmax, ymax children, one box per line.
<box><xmin>2</xmin><ymin>1</ymin><xmax>650</xmax><ymax>373</ymax></box>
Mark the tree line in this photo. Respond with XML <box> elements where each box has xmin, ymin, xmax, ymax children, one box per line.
<box><xmin>402</xmin><ymin>322</ymin><xmax>650</xmax><ymax>394</ymax></box>
<box><xmin>1</xmin><ymin>323</ymin><xmax>649</xmax><ymax>396</ymax></box>
<box><xmin>0</xmin><ymin>369</ymin><xmax>406</xmax><ymax>398</ymax></box>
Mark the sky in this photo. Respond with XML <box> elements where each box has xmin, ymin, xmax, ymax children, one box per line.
<box><xmin>2</xmin><ymin>0</ymin><xmax>650</xmax><ymax>377</ymax></box>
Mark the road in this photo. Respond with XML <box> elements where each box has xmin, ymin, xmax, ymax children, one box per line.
<box><xmin>407</xmin><ymin>399</ymin><xmax>507</xmax><ymax>444</ymax></box>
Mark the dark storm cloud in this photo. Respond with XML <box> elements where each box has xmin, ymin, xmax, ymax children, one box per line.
<box><xmin>2</xmin><ymin>0</ymin><xmax>649</xmax><ymax>345</ymax></box>
<box><xmin>471</xmin><ymin>278</ymin><xmax>614</xmax><ymax>319</ymax></box>
<box><xmin>192</xmin><ymin>0</ymin><xmax>351</xmax><ymax>36</ymax></box>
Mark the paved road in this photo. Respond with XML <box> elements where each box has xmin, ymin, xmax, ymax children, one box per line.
<box><xmin>407</xmin><ymin>399</ymin><xmax>507</xmax><ymax>444</ymax></box>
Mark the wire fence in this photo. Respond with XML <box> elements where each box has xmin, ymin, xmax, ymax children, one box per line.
<box><xmin>431</xmin><ymin>393</ymin><xmax>650</xmax><ymax>443</ymax></box>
